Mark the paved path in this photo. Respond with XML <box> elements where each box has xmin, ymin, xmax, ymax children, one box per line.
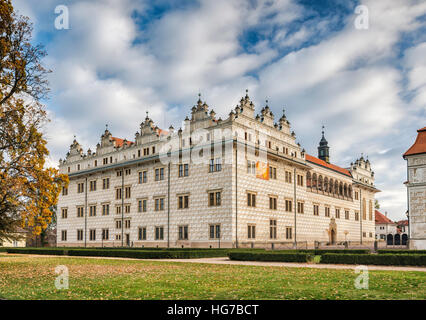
<box><xmin>1</xmin><ymin>253</ymin><xmax>425</xmax><ymax>272</ymax></box>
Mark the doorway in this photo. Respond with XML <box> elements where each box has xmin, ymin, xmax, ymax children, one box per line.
<box><xmin>125</xmin><ymin>234</ymin><xmax>130</xmax><ymax>247</ymax></box>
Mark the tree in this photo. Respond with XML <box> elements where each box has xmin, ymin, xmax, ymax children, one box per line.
<box><xmin>0</xmin><ymin>0</ymin><xmax>68</xmax><ymax>242</ymax></box>
<box><xmin>375</xmin><ymin>199</ymin><xmax>380</xmax><ymax>210</ymax></box>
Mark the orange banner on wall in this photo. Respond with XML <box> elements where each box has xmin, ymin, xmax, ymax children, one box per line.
<box><xmin>256</xmin><ymin>161</ymin><xmax>269</xmax><ymax>180</ymax></box>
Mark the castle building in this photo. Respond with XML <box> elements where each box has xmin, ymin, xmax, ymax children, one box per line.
<box><xmin>403</xmin><ymin>127</ymin><xmax>426</xmax><ymax>250</ymax></box>
<box><xmin>56</xmin><ymin>92</ymin><xmax>378</xmax><ymax>248</ymax></box>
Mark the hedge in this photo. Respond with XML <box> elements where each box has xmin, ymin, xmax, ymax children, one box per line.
<box><xmin>5</xmin><ymin>247</ymin><xmax>228</xmax><ymax>259</ymax></box>
<box><xmin>298</xmin><ymin>249</ymin><xmax>370</xmax><ymax>255</ymax></box>
<box><xmin>377</xmin><ymin>250</ymin><xmax>426</xmax><ymax>255</ymax></box>
<box><xmin>228</xmin><ymin>251</ymin><xmax>312</xmax><ymax>263</ymax></box>
<box><xmin>320</xmin><ymin>253</ymin><xmax>426</xmax><ymax>266</ymax></box>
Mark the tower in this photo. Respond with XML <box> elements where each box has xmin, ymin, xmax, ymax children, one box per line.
<box><xmin>318</xmin><ymin>126</ymin><xmax>330</xmax><ymax>163</ymax></box>
<box><xmin>403</xmin><ymin>127</ymin><xmax>426</xmax><ymax>250</ymax></box>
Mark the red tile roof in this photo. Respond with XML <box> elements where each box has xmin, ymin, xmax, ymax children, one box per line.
<box><xmin>111</xmin><ymin>137</ymin><xmax>134</xmax><ymax>148</ymax></box>
<box><xmin>305</xmin><ymin>154</ymin><xmax>352</xmax><ymax>177</ymax></box>
<box><xmin>375</xmin><ymin>210</ymin><xmax>395</xmax><ymax>224</ymax></box>
<box><xmin>396</xmin><ymin>220</ymin><xmax>409</xmax><ymax>226</ymax></box>
<box><xmin>403</xmin><ymin>127</ymin><xmax>426</xmax><ymax>157</ymax></box>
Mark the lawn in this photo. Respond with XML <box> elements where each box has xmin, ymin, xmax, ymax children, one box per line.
<box><xmin>0</xmin><ymin>254</ymin><xmax>425</xmax><ymax>300</ymax></box>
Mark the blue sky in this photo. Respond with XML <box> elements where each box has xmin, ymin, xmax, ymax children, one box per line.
<box><xmin>13</xmin><ymin>0</ymin><xmax>426</xmax><ymax>221</ymax></box>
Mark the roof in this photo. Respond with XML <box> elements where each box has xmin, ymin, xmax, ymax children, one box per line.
<box><xmin>111</xmin><ymin>137</ymin><xmax>134</xmax><ymax>148</ymax></box>
<box><xmin>396</xmin><ymin>220</ymin><xmax>409</xmax><ymax>226</ymax></box>
<box><xmin>403</xmin><ymin>127</ymin><xmax>426</xmax><ymax>157</ymax></box>
<box><xmin>305</xmin><ymin>154</ymin><xmax>352</xmax><ymax>177</ymax></box>
<box><xmin>375</xmin><ymin>210</ymin><xmax>395</xmax><ymax>225</ymax></box>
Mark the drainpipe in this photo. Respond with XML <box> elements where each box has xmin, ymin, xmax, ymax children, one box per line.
<box><xmin>121</xmin><ymin>169</ymin><xmax>124</xmax><ymax>247</ymax></box>
<box><xmin>84</xmin><ymin>177</ymin><xmax>88</xmax><ymax>248</ymax></box>
<box><xmin>293</xmin><ymin>168</ymin><xmax>297</xmax><ymax>248</ymax></box>
<box><xmin>167</xmin><ymin>162</ymin><xmax>170</xmax><ymax>248</ymax></box>
<box><xmin>235</xmin><ymin>141</ymin><xmax>238</xmax><ymax>249</ymax></box>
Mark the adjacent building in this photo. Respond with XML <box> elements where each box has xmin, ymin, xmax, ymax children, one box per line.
<box><xmin>56</xmin><ymin>92</ymin><xmax>379</xmax><ymax>248</ymax></box>
<box><xmin>403</xmin><ymin>127</ymin><xmax>426</xmax><ymax>250</ymax></box>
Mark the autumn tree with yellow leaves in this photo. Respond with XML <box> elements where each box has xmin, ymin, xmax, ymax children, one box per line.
<box><xmin>0</xmin><ymin>0</ymin><xmax>68</xmax><ymax>241</ymax></box>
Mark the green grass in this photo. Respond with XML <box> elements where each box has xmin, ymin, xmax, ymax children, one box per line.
<box><xmin>0</xmin><ymin>254</ymin><xmax>425</xmax><ymax>300</ymax></box>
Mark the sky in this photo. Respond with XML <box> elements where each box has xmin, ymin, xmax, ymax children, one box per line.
<box><xmin>12</xmin><ymin>0</ymin><xmax>426</xmax><ymax>221</ymax></box>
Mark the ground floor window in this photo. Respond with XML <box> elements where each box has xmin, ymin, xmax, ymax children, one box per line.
<box><xmin>102</xmin><ymin>229</ymin><xmax>109</xmax><ymax>240</ymax></box>
<box><xmin>155</xmin><ymin>226</ymin><xmax>164</xmax><ymax>240</ymax></box>
<box><xmin>286</xmin><ymin>227</ymin><xmax>292</xmax><ymax>240</ymax></box>
<box><xmin>178</xmin><ymin>225</ymin><xmax>189</xmax><ymax>240</ymax></box>
<box><xmin>270</xmin><ymin>219</ymin><xmax>277</xmax><ymax>239</ymax></box>
<box><xmin>77</xmin><ymin>229</ymin><xmax>83</xmax><ymax>241</ymax></box>
<box><xmin>138</xmin><ymin>227</ymin><xmax>146</xmax><ymax>240</ymax></box>
<box><xmin>61</xmin><ymin>230</ymin><xmax>67</xmax><ymax>241</ymax></box>
<box><xmin>247</xmin><ymin>225</ymin><xmax>256</xmax><ymax>239</ymax></box>
<box><xmin>209</xmin><ymin>224</ymin><xmax>221</xmax><ymax>239</ymax></box>
<box><xmin>89</xmin><ymin>229</ymin><xmax>96</xmax><ymax>241</ymax></box>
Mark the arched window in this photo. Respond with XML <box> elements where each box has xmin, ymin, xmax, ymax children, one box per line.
<box><xmin>362</xmin><ymin>198</ymin><xmax>366</xmax><ymax>220</ymax></box>
<box><xmin>369</xmin><ymin>200</ymin><xmax>373</xmax><ymax>220</ymax></box>
<box><xmin>348</xmin><ymin>185</ymin><xmax>353</xmax><ymax>199</ymax></box>
<box><xmin>312</xmin><ymin>173</ymin><xmax>317</xmax><ymax>189</ymax></box>
<box><xmin>344</xmin><ymin>184</ymin><xmax>348</xmax><ymax>197</ymax></box>
<box><xmin>334</xmin><ymin>181</ymin><xmax>339</xmax><ymax>195</ymax></box>
<box><xmin>306</xmin><ymin>172</ymin><xmax>312</xmax><ymax>188</ymax></box>
<box><xmin>329</xmin><ymin>179</ymin><xmax>333</xmax><ymax>193</ymax></box>
<box><xmin>339</xmin><ymin>182</ymin><xmax>343</xmax><ymax>196</ymax></box>
<box><xmin>324</xmin><ymin>177</ymin><xmax>329</xmax><ymax>193</ymax></box>
<box><xmin>318</xmin><ymin>175</ymin><xmax>323</xmax><ymax>191</ymax></box>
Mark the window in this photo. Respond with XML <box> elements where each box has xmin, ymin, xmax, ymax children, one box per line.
<box><xmin>94</xmin><ymin>160</ymin><xmax>97</xmax><ymax>167</ymax></box>
<box><xmin>102</xmin><ymin>204</ymin><xmax>110</xmax><ymax>216</ymax></box>
<box><xmin>286</xmin><ymin>227</ymin><xmax>292</xmax><ymax>239</ymax></box>
<box><xmin>77</xmin><ymin>229</ymin><xmax>83</xmax><ymax>241</ymax></box>
<box><xmin>103</xmin><ymin>178</ymin><xmax>110</xmax><ymax>190</ymax></box>
<box><xmin>152</xmin><ymin>146</ymin><xmax>156</xmax><ymax>154</ymax></box>
<box><xmin>116</xmin><ymin>220</ymin><xmax>122</xmax><ymax>229</ymax></box>
<box><xmin>89</xmin><ymin>180</ymin><xmax>96</xmax><ymax>191</ymax></box>
<box><xmin>269</xmin><ymin>196</ymin><xmax>277</xmax><ymax>210</ymax></box>
<box><xmin>116</xmin><ymin>170</ymin><xmax>122</xmax><ymax>177</ymax></box>
<box><xmin>139</xmin><ymin>171</ymin><xmax>147</xmax><ymax>184</ymax></box>
<box><xmin>297</xmin><ymin>174</ymin><xmax>304</xmax><ymax>186</ymax></box>
<box><xmin>125</xmin><ymin>204</ymin><xmax>131</xmax><ymax>213</ymax></box>
<box><xmin>209</xmin><ymin>224</ymin><xmax>221</xmax><ymax>239</ymax></box>
<box><xmin>178</xmin><ymin>225</ymin><xmax>189</xmax><ymax>240</ymax></box>
<box><xmin>325</xmin><ymin>207</ymin><xmax>330</xmax><ymax>217</ymax></box>
<box><xmin>247</xmin><ymin>160</ymin><xmax>256</xmax><ymax>174</ymax></box>
<box><xmin>103</xmin><ymin>158</ymin><xmax>108</xmax><ymax>165</ymax></box>
<box><xmin>313</xmin><ymin>204</ymin><xmax>319</xmax><ymax>216</ymax></box>
<box><xmin>269</xmin><ymin>166</ymin><xmax>277</xmax><ymax>180</ymax></box>
<box><xmin>355</xmin><ymin>211</ymin><xmax>360</xmax><ymax>221</ymax></box>
<box><xmin>125</xmin><ymin>168</ymin><xmax>131</xmax><ymax>175</ymax></box>
<box><xmin>247</xmin><ymin>225</ymin><xmax>256</xmax><ymax>239</ymax></box>
<box><xmin>67</xmin><ymin>167</ymin><xmax>70</xmax><ymax>173</ymax></box>
<box><xmin>138</xmin><ymin>227</ymin><xmax>146</xmax><ymax>240</ymax></box>
<box><xmin>297</xmin><ymin>201</ymin><xmax>304</xmax><ymax>214</ymax></box>
<box><xmin>178</xmin><ymin>195</ymin><xmax>189</xmax><ymax>209</ymax></box>
<box><xmin>345</xmin><ymin>210</ymin><xmax>350</xmax><ymax>220</ymax></box>
<box><xmin>125</xmin><ymin>186</ymin><xmax>131</xmax><ymax>199</ymax></box>
<box><xmin>155</xmin><ymin>226</ymin><xmax>164</xmax><ymax>240</ymax></box>
<box><xmin>155</xmin><ymin>198</ymin><xmax>165</xmax><ymax>211</ymax></box>
<box><xmin>61</xmin><ymin>230</ymin><xmax>67</xmax><ymax>241</ymax></box>
<box><xmin>62</xmin><ymin>187</ymin><xmax>68</xmax><ymax>196</ymax></box>
<box><xmin>285</xmin><ymin>171</ymin><xmax>292</xmax><ymax>183</ymax></box>
<box><xmin>369</xmin><ymin>232</ymin><xmax>373</xmax><ymax>238</ymax></box>
<box><xmin>138</xmin><ymin>199</ymin><xmax>147</xmax><ymax>213</ymax></box>
<box><xmin>335</xmin><ymin>208</ymin><xmax>340</xmax><ymax>219</ymax></box>
<box><xmin>363</xmin><ymin>232</ymin><xmax>366</xmax><ymax>238</ymax></box>
<box><xmin>369</xmin><ymin>200</ymin><xmax>373</xmax><ymax>220</ymax></box>
<box><xmin>89</xmin><ymin>205</ymin><xmax>96</xmax><ymax>217</ymax></box>
<box><xmin>116</xmin><ymin>188</ymin><xmax>122</xmax><ymax>200</ymax></box>
<box><xmin>155</xmin><ymin>168</ymin><xmax>165</xmax><ymax>181</ymax></box>
<box><xmin>285</xmin><ymin>199</ymin><xmax>292</xmax><ymax>212</ymax></box>
<box><xmin>89</xmin><ymin>229</ymin><xmax>96</xmax><ymax>241</ymax></box>
<box><xmin>179</xmin><ymin>164</ymin><xmax>189</xmax><ymax>177</ymax></box>
<box><xmin>102</xmin><ymin>229</ymin><xmax>109</xmax><ymax>240</ymax></box>
<box><xmin>61</xmin><ymin>208</ymin><xmax>68</xmax><ymax>219</ymax></box>
<box><xmin>116</xmin><ymin>206</ymin><xmax>121</xmax><ymax>215</ymax></box>
<box><xmin>269</xmin><ymin>219</ymin><xmax>277</xmax><ymax>239</ymax></box>
<box><xmin>125</xmin><ymin>219</ymin><xmax>131</xmax><ymax>229</ymax></box>
<box><xmin>208</xmin><ymin>191</ymin><xmax>221</xmax><ymax>206</ymax></box>
<box><xmin>247</xmin><ymin>192</ymin><xmax>256</xmax><ymax>207</ymax></box>
<box><xmin>209</xmin><ymin>158</ymin><xmax>222</xmax><ymax>172</ymax></box>
<box><xmin>115</xmin><ymin>234</ymin><xmax>121</xmax><ymax>240</ymax></box>
<box><xmin>77</xmin><ymin>182</ymin><xmax>84</xmax><ymax>193</ymax></box>
<box><xmin>77</xmin><ymin>164</ymin><xmax>80</xmax><ymax>171</ymax></box>
<box><xmin>143</xmin><ymin>147</ymin><xmax>149</xmax><ymax>156</ymax></box>
<box><xmin>77</xmin><ymin>206</ymin><xmax>84</xmax><ymax>218</ymax></box>
<box><xmin>355</xmin><ymin>191</ymin><xmax>359</xmax><ymax>200</ymax></box>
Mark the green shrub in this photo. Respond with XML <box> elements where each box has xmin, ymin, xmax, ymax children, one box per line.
<box><xmin>320</xmin><ymin>253</ymin><xmax>426</xmax><ymax>266</ymax></box>
<box><xmin>67</xmin><ymin>249</ymin><xmax>227</xmax><ymax>259</ymax></box>
<box><xmin>228</xmin><ymin>251</ymin><xmax>311</xmax><ymax>263</ymax></box>
<box><xmin>6</xmin><ymin>248</ymin><xmax>66</xmax><ymax>255</ymax></box>
<box><xmin>377</xmin><ymin>250</ymin><xmax>426</xmax><ymax>255</ymax></box>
